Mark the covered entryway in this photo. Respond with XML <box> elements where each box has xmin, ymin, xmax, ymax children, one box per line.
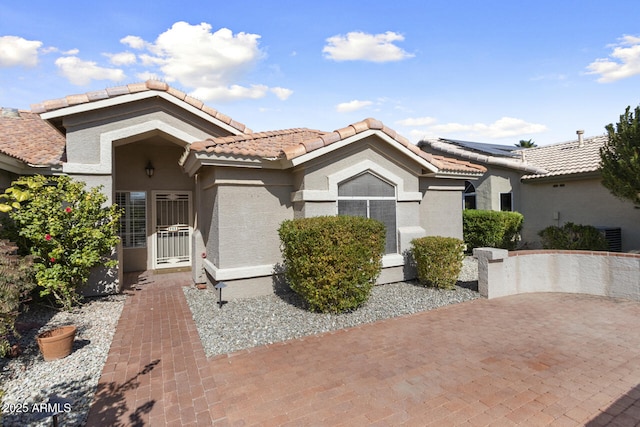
<box><xmin>114</xmin><ymin>138</ymin><xmax>195</xmax><ymax>273</ymax></box>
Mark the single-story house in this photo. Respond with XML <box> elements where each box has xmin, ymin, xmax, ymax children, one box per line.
<box><xmin>0</xmin><ymin>80</ymin><xmax>486</xmax><ymax>297</ymax></box>
<box><xmin>419</xmin><ymin>132</ymin><xmax>640</xmax><ymax>252</ymax></box>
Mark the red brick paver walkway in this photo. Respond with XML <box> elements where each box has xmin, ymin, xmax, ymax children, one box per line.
<box><xmin>86</xmin><ymin>272</ymin><xmax>640</xmax><ymax>426</ymax></box>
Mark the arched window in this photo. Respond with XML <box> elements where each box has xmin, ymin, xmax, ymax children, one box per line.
<box><xmin>464</xmin><ymin>181</ymin><xmax>477</xmax><ymax>210</ymax></box>
<box><xmin>337</xmin><ymin>171</ymin><xmax>397</xmax><ymax>254</ymax></box>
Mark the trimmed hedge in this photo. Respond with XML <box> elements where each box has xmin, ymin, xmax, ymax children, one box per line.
<box><xmin>411</xmin><ymin>236</ymin><xmax>465</xmax><ymax>289</ymax></box>
<box><xmin>538</xmin><ymin>223</ymin><xmax>609</xmax><ymax>251</ymax></box>
<box><xmin>463</xmin><ymin>210</ymin><xmax>524</xmax><ymax>251</ymax></box>
<box><xmin>278</xmin><ymin>216</ymin><xmax>385</xmax><ymax>313</ymax></box>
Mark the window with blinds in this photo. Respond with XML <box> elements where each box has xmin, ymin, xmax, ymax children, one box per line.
<box><xmin>337</xmin><ymin>172</ymin><xmax>397</xmax><ymax>254</ymax></box>
<box><xmin>115</xmin><ymin>191</ymin><xmax>147</xmax><ymax>248</ymax></box>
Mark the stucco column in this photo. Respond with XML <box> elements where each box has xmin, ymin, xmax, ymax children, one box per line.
<box><xmin>473</xmin><ymin>247</ymin><xmax>508</xmax><ymax>298</ymax></box>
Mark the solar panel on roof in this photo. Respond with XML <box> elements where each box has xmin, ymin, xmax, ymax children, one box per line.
<box><xmin>441</xmin><ymin>138</ymin><xmax>521</xmax><ymax>158</ymax></box>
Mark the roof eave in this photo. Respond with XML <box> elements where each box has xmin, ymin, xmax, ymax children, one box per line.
<box><xmin>521</xmin><ymin>169</ymin><xmax>601</xmax><ymax>183</ymax></box>
<box><xmin>423</xmin><ymin>171</ymin><xmax>485</xmax><ymax>180</ymax></box>
<box><xmin>181</xmin><ymin>151</ymin><xmax>282</xmax><ymax>177</ymax></box>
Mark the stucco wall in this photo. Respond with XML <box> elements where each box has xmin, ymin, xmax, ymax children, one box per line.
<box><xmin>299</xmin><ymin>137</ymin><xmax>422</xmax><ymax>193</ymax></box>
<box><xmin>475</xmin><ymin>248</ymin><xmax>640</xmax><ymax>301</ymax></box>
<box><xmin>419</xmin><ymin>178</ymin><xmax>464</xmax><ymax>239</ymax></box>
<box><xmin>202</xmin><ymin>167</ymin><xmax>293</xmax><ymax>274</ymax></box>
<box><xmin>520</xmin><ymin>176</ymin><xmax>640</xmax><ymax>251</ymax></box>
<box><xmin>475</xmin><ymin>169</ymin><xmax>522</xmax><ymax>211</ymax></box>
<box><xmin>62</xmin><ymin>98</ymin><xmax>226</xmax><ymax>166</ymax></box>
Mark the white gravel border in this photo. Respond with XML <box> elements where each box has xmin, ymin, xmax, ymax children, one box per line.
<box><xmin>0</xmin><ymin>294</ymin><xmax>125</xmax><ymax>427</ymax></box>
<box><xmin>185</xmin><ymin>257</ymin><xmax>480</xmax><ymax>358</ymax></box>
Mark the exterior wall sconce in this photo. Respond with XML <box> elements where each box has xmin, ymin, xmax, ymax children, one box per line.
<box><xmin>145</xmin><ymin>161</ymin><xmax>154</xmax><ymax>178</ymax></box>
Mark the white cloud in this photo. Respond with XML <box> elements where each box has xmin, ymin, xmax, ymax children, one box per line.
<box><xmin>0</xmin><ymin>35</ymin><xmax>42</xmax><ymax>67</ymax></box>
<box><xmin>396</xmin><ymin>116</ymin><xmax>437</xmax><ymax>126</ymax></box>
<box><xmin>190</xmin><ymin>84</ymin><xmax>269</xmax><ymax>102</ymax></box>
<box><xmin>323</xmin><ymin>31</ymin><xmax>414</xmax><ymax>62</ymax></box>
<box><xmin>106</xmin><ymin>51</ymin><xmax>137</xmax><ymax>66</ymax></box>
<box><xmin>430</xmin><ymin>117</ymin><xmax>547</xmax><ymax>139</ymax></box>
<box><xmin>336</xmin><ymin>99</ymin><xmax>373</xmax><ymax>113</ymax></box>
<box><xmin>120</xmin><ymin>35</ymin><xmax>147</xmax><ymax>50</ymax></box>
<box><xmin>586</xmin><ymin>34</ymin><xmax>640</xmax><ymax>82</ymax></box>
<box><xmin>118</xmin><ymin>21</ymin><xmax>290</xmax><ymax>102</ymax></box>
<box><xmin>271</xmin><ymin>87</ymin><xmax>293</xmax><ymax>100</ymax></box>
<box><xmin>136</xmin><ymin>71</ymin><xmax>161</xmax><ymax>81</ymax></box>
<box><xmin>148</xmin><ymin>22</ymin><xmax>263</xmax><ymax>89</ymax></box>
<box><xmin>55</xmin><ymin>56</ymin><xmax>126</xmax><ymax>85</ymax></box>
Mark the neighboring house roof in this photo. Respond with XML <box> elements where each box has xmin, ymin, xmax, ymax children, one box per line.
<box><xmin>0</xmin><ymin>108</ymin><xmax>66</xmax><ymax>166</ymax></box>
<box><xmin>419</xmin><ymin>138</ymin><xmax>547</xmax><ymax>175</ymax></box>
<box><xmin>31</xmin><ymin>80</ymin><xmax>252</xmax><ymax>135</ymax></box>
<box><xmin>440</xmin><ymin>138</ymin><xmax>521</xmax><ymax>158</ymax></box>
<box><xmin>519</xmin><ymin>134</ymin><xmax>608</xmax><ymax>180</ymax></box>
<box><xmin>187</xmin><ymin>118</ymin><xmax>487</xmax><ymax>176</ymax></box>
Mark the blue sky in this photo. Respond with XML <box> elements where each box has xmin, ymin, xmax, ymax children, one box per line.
<box><xmin>1</xmin><ymin>0</ymin><xmax>640</xmax><ymax>146</ymax></box>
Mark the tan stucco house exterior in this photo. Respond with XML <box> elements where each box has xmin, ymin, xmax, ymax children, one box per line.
<box><xmin>0</xmin><ymin>80</ymin><xmax>486</xmax><ymax>297</ymax></box>
<box><xmin>420</xmin><ymin>133</ymin><xmax>640</xmax><ymax>252</ymax></box>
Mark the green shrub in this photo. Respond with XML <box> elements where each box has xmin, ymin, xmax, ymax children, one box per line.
<box><xmin>538</xmin><ymin>223</ymin><xmax>609</xmax><ymax>251</ymax></box>
<box><xmin>0</xmin><ymin>239</ymin><xmax>35</xmax><ymax>358</ymax></box>
<box><xmin>278</xmin><ymin>216</ymin><xmax>385</xmax><ymax>313</ymax></box>
<box><xmin>0</xmin><ymin>175</ymin><xmax>121</xmax><ymax>310</ymax></box>
<box><xmin>463</xmin><ymin>210</ymin><xmax>524</xmax><ymax>251</ymax></box>
<box><xmin>411</xmin><ymin>236</ymin><xmax>465</xmax><ymax>289</ymax></box>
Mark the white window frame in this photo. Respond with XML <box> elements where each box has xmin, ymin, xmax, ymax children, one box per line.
<box><xmin>115</xmin><ymin>191</ymin><xmax>147</xmax><ymax>249</ymax></box>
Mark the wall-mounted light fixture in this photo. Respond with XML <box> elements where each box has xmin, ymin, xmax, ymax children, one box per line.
<box><xmin>145</xmin><ymin>161</ymin><xmax>155</xmax><ymax>178</ymax></box>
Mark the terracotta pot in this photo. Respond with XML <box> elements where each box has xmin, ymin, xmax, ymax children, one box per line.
<box><xmin>36</xmin><ymin>325</ymin><xmax>77</xmax><ymax>361</ymax></box>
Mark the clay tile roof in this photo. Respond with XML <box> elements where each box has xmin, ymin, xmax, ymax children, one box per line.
<box><xmin>520</xmin><ymin>134</ymin><xmax>608</xmax><ymax>179</ymax></box>
<box><xmin>190</xmin><ymin>117</ymin><xmax>486</xmax><ymax>175</ymax></box>
<box><xmin>30</xmin><ymin>80</ymin><xmax>251</xmax><ymax>134</ymax></box>
<box><xmin>0</xmin><ymin>108</ymin><xmax>66</xmax><ymax>165</ymax></box>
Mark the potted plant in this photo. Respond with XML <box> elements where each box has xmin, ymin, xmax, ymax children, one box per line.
<box><xmin>36</xmin><ymin>325</ymin><xmax>77</xmax><ymax>361</ymax></box>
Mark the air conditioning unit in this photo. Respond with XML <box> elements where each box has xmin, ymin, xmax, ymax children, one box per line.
<box><xmin>595</xmin><ymin>226</ymin><xmax>622</xmax><ymax>252</ymax></box>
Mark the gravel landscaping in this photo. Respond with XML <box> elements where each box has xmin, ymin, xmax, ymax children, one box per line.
<box><xmin>0</xmin><ymin>294</ymin><xmax>125</xmax><ymax>427</ymax></box>
<box><xmin>184</xmin><ymin>257</ymin><xmax>481</xmax><ymax>358</ymax></box>
<box><xmin>1</xmin><ymin>257</ymin><xmax>479</xmax><ymax>426</ymax></box>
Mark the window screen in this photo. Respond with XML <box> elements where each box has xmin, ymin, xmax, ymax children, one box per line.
<box><xmin>337</xmin><ymin>172</ymin><xmax>397</xmax><ymax>254</ymax></box>
<box><xmin>115</xmin><ymin>191</ymin><xmax>146</xmax><ymax>248</ymax></box>
<box><xmin>338</xmin><ymin>172</ymin><xmax>395</xmax><ymax>197</ymax></box>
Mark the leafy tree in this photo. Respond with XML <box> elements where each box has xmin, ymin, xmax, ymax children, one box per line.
<box><xmin>0</xmin><ymin>175</ymin><xmax>121</xmax><ymax>310</ymax></box>
<box><xmin>600</xmin><ymin>105</ymin><xmax>640</xmax><ymax>206</ymax></box>
<box><xmin>514</xmin><ymin>139</ymin><xmax>537</xmax><ymax>148</ymax></box>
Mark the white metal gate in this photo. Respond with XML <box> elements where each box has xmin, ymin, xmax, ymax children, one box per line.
<box><xmin>153</xmin><ymin>192</ymin><xmax>192</xmax><ymax>269</ymax></box>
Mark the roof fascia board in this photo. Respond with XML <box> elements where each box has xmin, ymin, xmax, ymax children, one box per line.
<box><xmin>0</xmin><ymin>153</ymin><xmax>30</xmax><ymax>174</ymax></box>
<box><xmin>521</xmin><ymin>170</ymin><xmax>601</xmax><ymax>183</ymax></box>
<box><xmin>423</xmin><ymin>172</ymin><xmax>485</xmax><ymax>179</ymax></box>
<box><xmin>40</xmin><ymin>91</ymin><xmax>245</xmax><ymax>136</ymax></box>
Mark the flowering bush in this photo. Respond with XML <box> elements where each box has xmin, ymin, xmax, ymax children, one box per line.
<box><xmin>0</xmin><ymin>175</ymin><xmax>121</xmax><ymax>310</ymax></box>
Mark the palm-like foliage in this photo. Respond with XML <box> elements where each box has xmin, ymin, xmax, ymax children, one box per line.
<box><xmin>514</xmin><ymin>139</ymin><xmax>537</xmax><ymax>148</ymax></box>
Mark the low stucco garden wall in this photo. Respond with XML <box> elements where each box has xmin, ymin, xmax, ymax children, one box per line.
<box><xmin>474</xmin><ymin>248</ymin><xmax>640</xmax><ymax>301</ymax></box>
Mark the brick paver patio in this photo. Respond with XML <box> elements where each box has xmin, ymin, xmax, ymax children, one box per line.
<box><xmin>85</xmin><ymin>271</ymin><xmax>640</xmax><ymax>426</ymax></box>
